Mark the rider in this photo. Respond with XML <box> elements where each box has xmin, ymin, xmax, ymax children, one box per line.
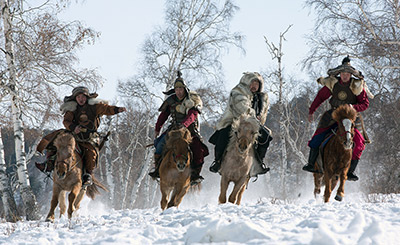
<box><xmin>36</xmin><ymin>86</ymin><xmax>126</xmax><ymax>186</ymax></box>
<box><xmin>209</xmin><ymin>72</ymin><xmax>272</xmax><ymax>177</ymax></box>
<box><xmin>302</xmin><ymin>56</ymin><xmax>372</xmax><ymax>181</ymax></box>
<box><xmin>148</xmin><ymin>71</ymin><xmax>209</xmax><ymax>186</ymax></box>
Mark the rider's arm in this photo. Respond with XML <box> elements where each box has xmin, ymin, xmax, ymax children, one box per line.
<box><xmin>63</xmin><ymin>111</ymin><xmax>78</xmax><ymax>132</ymax></box>
<box><xmin>181</xmin><ymin>109</ymin><xmax>198</xmax><ymax>128</ymax></box>
<box><xmin>309</xmin><ymin>86</ymin><xmax>332</xmax><ymax>115</ymax></box>
<box><xmin>230</xmin><ymin>92</ymin><xmax>256</xmax><ymax>117</ymax></box>
<box><xmin>96</xmin><ymin>103</ymin><xmax>122</xmax><ymax>116</ymax></box>
<box><xmin>155</xmin><ymin>107</ymin><xmax>170</xmax><ymax>132</ymax></box>
<box><xmin>353</xmin><ymin>89</ymin><xmax>369</xmax><ymax>112</ymax></box>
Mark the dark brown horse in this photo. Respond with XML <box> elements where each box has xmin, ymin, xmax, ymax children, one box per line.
<box><xmin>219</xmin><ymin>114</ymin><xmax>260</xmax><ymax>205</ymax></box>
<box><xmin>313</xmin><ymin>104</ymin><xmax>357</xmax><ymax>203</ymax></box>
<box><xmin>159</xmin><ymin>127</ymin><xmax>193</xmax><ymax>210</ymax></box>
<box><xmin>45</xmin><ymin>132</ymin><xmax>107</xmax><ymax>222</ymax></box>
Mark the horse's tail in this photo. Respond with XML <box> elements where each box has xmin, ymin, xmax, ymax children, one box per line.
<box><xmin>86</xmin><ymin>176</ymin><xmax>108</xmax><ymax>200</ymax></box>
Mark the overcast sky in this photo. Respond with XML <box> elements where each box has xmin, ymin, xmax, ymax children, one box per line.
<box><xmin>60</xmin><ymin>0</ymin><xmax>315</xmax><ymax>101</ymax></box>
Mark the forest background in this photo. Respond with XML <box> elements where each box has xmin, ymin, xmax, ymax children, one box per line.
<box><xmin>0</xmin><ymin>0</ymin><xmax>399</xmax><ymax>221</ymax></box>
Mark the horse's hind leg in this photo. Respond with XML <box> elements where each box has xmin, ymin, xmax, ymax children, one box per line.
<box><xmin>335</xmin><ymin>172</ymin><xmax>346</xmax><ymax>202</ymax></box>
<box><xmin>46</xmin><ymin>186</ymin><xmax>62</xmax><ymax>222</ymax></box>
<box><xmin>235</xmin><ymin>177</ymin><xmax>249</xmax><ymax>205</ymax></box>
<box><xmin>218</xmin><ymin>176</ymin><xmax>229</xmax><ymax>204</ymax></box>
<box><xmin>58</xmin><ymin>191</ymin><xmax>67</xmax><ymax>218</ymax></box>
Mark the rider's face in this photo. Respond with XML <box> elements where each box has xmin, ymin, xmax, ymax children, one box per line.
<box><xmin>340</xmin><ymin>72</ymin><xmax>351</xmax><ymax>83</ymax></box>
<box><xmin>76</xmin><ymin>93</ymin><xmax>87</xmax><ymax>106</ymax></box>
<box><xmin>175</xmin><ymin>87</ymin><xmax>186</xmax><ymax>100</ymax></box>
<box><xmin>250</xmin><ymin>80</ymin><xmax>260</xmax><ymax>93</ymax></box>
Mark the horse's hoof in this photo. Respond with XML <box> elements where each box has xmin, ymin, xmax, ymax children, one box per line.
<box><xmin>45</xmin><ymin>217</ymin><xmax>54</xmax><ymax>223</ymax></box>
<box><xmin>334</xmin><ymin>195</ymin><xmax>343</xmax><ymax>202</ymax></box>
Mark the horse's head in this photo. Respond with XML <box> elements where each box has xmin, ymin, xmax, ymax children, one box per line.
<box><xmin>166</xmin><ymin>127</ymin><xmax>192</xmax><ymax>172</ymax></box>
<box><xmin>53</xmin><ymin>132</ymin><xmax>76</xmax><ymax>179</ymax></box>
<box><xmin>232</xmin><ymin>115</ymin><xmax>260</xmax><ymax>154</ymax></box>
<box><xmin>332</xmin><ymin>104</ymin><xmax>357</xmax><ymax>150</ymax></box>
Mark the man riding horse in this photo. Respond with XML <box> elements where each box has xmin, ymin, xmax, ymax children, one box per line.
<box><xmin>209</xmin><ymin>72</ymin><xmax>272</xmax><ymax>177</ymax></box>
<box><xmin>36</xmin><ymin>86</ymin><xmax>126</xmax><ymax>186</ymax></box>
<box><xmin>302</xmin><ymin>56</ymin><xmax>373</xmax><ymax>181</ymax></box>
<box><xmin>149</xmin><ymin>71</ymin><xmax>209</xmax><ymax>186</ymax></box>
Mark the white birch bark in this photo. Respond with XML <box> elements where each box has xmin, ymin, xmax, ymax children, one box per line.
<box><xmin>129</xmin><ymin>123</ymin><xmax>153</xmax><ymax>208</ymax></box>
<box><xmin>1</xmin><ymin>0</ymin><xmax>40</xmax><ymax>220</ymax></box>
<box><xmin>0</xmin><ymin>128</ymin><xmax>20</xmax><ymax>222</ymax></box>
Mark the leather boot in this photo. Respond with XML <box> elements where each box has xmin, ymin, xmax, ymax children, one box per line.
<box><xmin>149</xmin><ymin>153</ymin><xmax>162</xmax><ymax>178</ymax></box>
<box><xmin>190</xmin><ymin>167</ymin><xmax>204</xmax><ymax>186</ymax></box>
<box><xmin>347</xmin><ymin>159</ymin><xmax>359</xmax><ymax>181</ymax></box>
<box><xmin>209</xmin><ymin>126</ymin><xmax>231</xmax><ymax>173</ymax></box>
<box><xmin>255</xmin><ymin>140</ymin><xmax>271</xmax><ymax>175</ymax></box>
<box><xmin>302</xmin><ymin>148</ymin><xmax>321</xmax><ymax>173</ymax></box>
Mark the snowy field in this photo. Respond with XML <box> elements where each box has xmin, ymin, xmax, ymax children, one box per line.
<box><xmin>1</xmin><ymin>185</ymin><xmax>399</xmax><ymax>245</ymax></box>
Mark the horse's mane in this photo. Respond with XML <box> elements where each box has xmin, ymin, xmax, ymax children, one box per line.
<box><xmin>227</xmin><ymin>114</ymin><xmax>260</xmax><ymax>150</ymax></box>
<box><xmin>53</xmin><ymin>132</ymin><xmax>75</xmax><ymax>149</ymax></box>
<box><xmin>165</xmin><ymin>127</ymin><xmax>192</xmax><ymax>151</ymax></box>
<box><xmin>332</xmin><ymin>104</ymin><xmax>357</xmax><ymax>122</ymax></box>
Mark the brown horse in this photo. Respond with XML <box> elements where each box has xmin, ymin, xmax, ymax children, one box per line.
<box><xmin>45</xmin><ymin>132</ymin><xmax>107</xmax><ymax>222</ymax></box>
<box><xmin>218</xmin><ymin>114</ymin><xmax>260</xmax><ymax>205</ymax></box>
<box><xmin>313</xmin><ymin>104</ymin><xmax>357</xmax><ymax>203</ymax></box>
<box><xmin>159</xmin><ymin>127</ymin><xmax>193</xmax><ymax>210</ymax></box>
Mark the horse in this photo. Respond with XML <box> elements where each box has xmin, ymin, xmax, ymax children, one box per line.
<box><xmin>159</xmin><ymin>127</ymin><xmax>193</xmax><ymax>210</ymax></box>
<box><xmin>45</xmin><ymin>131</ymin><xmax>107</xmax><ymax>222</ymax></box>
<box><xmin>218</xmin><ymin>114</ymin><xmax>260</xmax><ymax>205</ymax></box>
<box><xmin>313</xmin><ymin>104</ymin><xmax>357</xmax><ymax>203</ymax></box>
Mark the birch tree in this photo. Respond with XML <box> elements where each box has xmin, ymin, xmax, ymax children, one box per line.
<box><xmin>1</xmin><ymin>0</ymin><xmax>100</xmax><ymax>219</ymax></box>
<box><xmin>0</xmin><ymin>128</ymin><xmax>19</xmax><ymax>222</ymax></box>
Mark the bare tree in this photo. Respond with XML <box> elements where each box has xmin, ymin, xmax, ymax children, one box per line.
<box><xmin>118</xmin><ymin>0</ymin><xmax>243</xmax><ymax>116</ymax></box>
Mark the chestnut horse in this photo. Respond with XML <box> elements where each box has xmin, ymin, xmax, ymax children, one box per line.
<box><xmin>45</xmin><ymin>132</ymin><xmax>107</xmax><ymax>222</ymax></box>
<box><xmin>313</xmin><ymin>104</ymin><xmax>357</xmax><ymax>203</ymax></box>
<box><xmin>159</xmin><ymin>127</ymin><xmax>193</xmax><ymax>210</ymax></box>
<box><xmin>219</xmin><ymin>114</ymin><xmax>260</xmax><ymax>205</ymax></box>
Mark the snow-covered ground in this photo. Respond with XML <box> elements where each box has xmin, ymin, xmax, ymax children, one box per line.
<box><xmin>1</xmin><ymin>182</ymin><xmax>399</xmax><ymax>245</ymax></box>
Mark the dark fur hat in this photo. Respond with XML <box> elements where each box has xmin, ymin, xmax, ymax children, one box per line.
<box><xmin>327</xmin><ymin>56</ymin><xmax>364</xmax><ymax>79</ymax></box>
<box><xmin>63</xmin><ymin>86</ymin><xmax>98</xmax><ymax>102</ymax></box>
<box><xmin>163</xmin><ymin>71</ymin><xmax>190</xmax><ymax>96</ymax></box>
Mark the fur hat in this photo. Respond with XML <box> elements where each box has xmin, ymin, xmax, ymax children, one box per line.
<box><xmin>327</xmin><ymin>56</ymin><xmax>364</xmax><ymax>79</ymax></box>
<box><xmin>63</xmin><ymin>86</ymin><xmax>98</xmax><ymax>102</ymax></box>
<box><xmin>163</xmin><ymin>71</ymin><xmax>190</xmax><ymax>95</ymax></box>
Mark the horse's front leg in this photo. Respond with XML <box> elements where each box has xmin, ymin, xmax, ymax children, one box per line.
<box><xmin>335</xmin><ymin>172</ymin><xmax>347</xmax><ymax>202</ymax></box>
<box><xmin>74</xmin><ymin>189</ymin><xmax>86</xmax><ymax>210</ymax></box>
<box><xmin>229</xmin><ymin>176</ymin><xmax>247</xmax><ymax>204</ymax></box>
<box><xmin>218</xmin><ymin>176</ymin><xmax>229</xmax><ymax>204</ymax></box>
<box><xmin>67</xmin><ymin>186</ymin><xmax>80</xmax><ymax>219</ymax></box>
<box><xmin>235</xmin><ymin>177</ymin><xmax>249</xmax><ymax>205</ymax></box>
<box><xmin>46</xmin><ymin>185</ymin><xmax>62</xmax><ymax>222</ymax></box>
<box><xmin>171</xmin><ymin>181</ymin><xmax>190</xmax><ymax>208</ymax></box>
<box><xmin>58</xmin><ymin>190</ymin><xmax>67</xmax><ymax>218</ymax></box>
<box><xmin>313</xmin><ymin>173</ymin><xmax>323</xmax><ymax>198</ymax></box>
<box><xmin>160</xmin><ymin>183</ymin><xmax>171</xmax><ymax>211</ymax></box>
<box><xmin>323</xmin><ymin>172</ymin><xmax>333</xmax><ymax>203</ymax></box>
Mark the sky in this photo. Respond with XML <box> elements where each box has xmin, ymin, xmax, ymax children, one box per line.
<box><xmin>1</xmin><ymin>193</ymin><xmax>399</xmax><ymax>244</ymax></box>
<box><xmin>59</xmin><ymin>0</ymin><xmax>315</xmax><ymax>101</ymax></box>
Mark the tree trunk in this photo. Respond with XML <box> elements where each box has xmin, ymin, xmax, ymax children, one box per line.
<box><xmin>0</xmin><ymin>128</ymin><xmax>20</xmax><ymax>222</ymax></box>
<box><xmin>1</xmin><ymin>0</ymin><xmax>40</xmax><ymax>220</ymax></box>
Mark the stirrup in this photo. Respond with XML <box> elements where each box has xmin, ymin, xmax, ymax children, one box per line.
<box><xmin>209</xmin><ymin>161</ymin><xmax>220</xmax><ymax>173</ymax></box>
<box><xmin>302</xmin><ymin>164</ymin><xmax>322</xmax><ymax>173</ymax></box>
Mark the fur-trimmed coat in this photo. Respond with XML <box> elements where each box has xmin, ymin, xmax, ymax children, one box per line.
<box><xmin>217</xmin><ymin>72</ymin><xmax>269</xmax><ymax>130</ymax></box>
<box><xmin>317</xmin><ymin>76</ymin><xmax>374</xmax><ymax>99</ymax></box>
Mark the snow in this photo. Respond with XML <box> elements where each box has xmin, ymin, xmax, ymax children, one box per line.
<box><xmin>1</xmin><ymin>191</ymin><xmax>399</xmax><ymax>245</ymax></box>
